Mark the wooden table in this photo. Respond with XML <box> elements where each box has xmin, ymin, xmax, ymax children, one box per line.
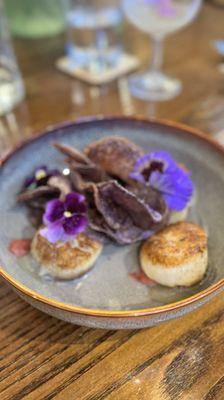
<box><xmin>0</xmin><ymin>2</ymin><xmax>224</xmax><ymax>399</ymax></box>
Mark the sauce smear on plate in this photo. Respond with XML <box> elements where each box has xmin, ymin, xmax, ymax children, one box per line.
<box><xmin>129</xmin><ymin>271</ymin><xmax>156</xmax><ymax>286</ymax></box>
<box><xmin>9</xmin><ymin>239</ymin><xmax>31</xmax><ymax>257</ymax></box>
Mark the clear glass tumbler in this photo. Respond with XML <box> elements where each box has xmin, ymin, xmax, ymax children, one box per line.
<box><xmin>122</xmin><ymin>0</ymin><xmax>202</xmax><ymax>101</ymax></box>
<box><xmin>5</xmin><ymin>0</ymin><xmax>66</xmax><ymax>39</ymax></box>
<box><xmin>0</xmin><ymin>0</ymin><xmax>25</xmax><ymax>116</ymax></box>
<box><xmin>66</xmin><ymin>0</ymin><xmax>123</xmax><ymax>72</ymax></box>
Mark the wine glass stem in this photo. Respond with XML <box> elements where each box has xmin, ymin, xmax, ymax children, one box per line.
<box><xmin>150</xmin><ymin>36</ymin><xmax>164</xmax><ymax>73</ymax></box>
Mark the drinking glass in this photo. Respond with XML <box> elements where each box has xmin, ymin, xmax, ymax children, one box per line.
<box><xmin>122</xmin><ymin>0</ymin><xmax>202</xmax><ymax>101</ymax></box>
<box><xmin>0</xmin><ymin>0</ymin><xmax>25</xmax><ymax>116</ymax></box>
<box><xmin>5</xmin><ymin>0</ymin><xmax>66</xmax><ymax>39</ymax></box>
<box><xmin>66</xmin><ymin>0</ymin><xmax>123</xmax><ymax>72</ymax></box>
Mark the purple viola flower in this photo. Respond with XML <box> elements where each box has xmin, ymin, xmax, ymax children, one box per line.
<box><xmin>24</xmin><ymin>166</ymin><xmax>60</xmax><ymax>190</ymax></box>
<box><xmin>130</xmin><ymin>151</ymin><xmax>194</xmax><ymax>211</ymax></box>
<box><xmin>40</xmin><ymin>192</ymin><xmax>88</xmax><ymax>243</ymax></box>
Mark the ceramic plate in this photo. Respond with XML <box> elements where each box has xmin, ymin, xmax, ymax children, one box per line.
<box><xmin>0</xmin><ymin>117</ymin><xmax>224</xmax><ymax>329</ymax></box>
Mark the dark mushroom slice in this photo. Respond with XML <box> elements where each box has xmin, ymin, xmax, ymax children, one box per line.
<box><xmin>84</xmin><ymin>136</ymin><xmax>144</xmax><ymax>183</ymax></box>
<box><xmin>17</xmin><ymin>186</ymin><xmax>60</xmax><ymax>203</ymax></box>
<box><xmin>53</xmin><ymin>142</ymin><xmax>92</xmax><ymax>165</ymax></box>
<box><xmin>48</xmin><ymin>175</ymin><xmax>72</xmax><ymax>197</ymax></box>
<box><xmin>53</xmin><ymin>142</ymin><xmax>109</xmax><ymax>189</ymax></box>
<box><xmin>18</xmin><ymin>186</ymin><xmax>60</xmax><ymax>229</ymax></box>
<box><xmin>69</xmin><ymin>170</ymin><xmax>87</xmax><ymax>192</ymax></box>
<box><xmin>66</xmin><ymin>159</ymin><xmax>109</xmax><ymax>184</ymax></box>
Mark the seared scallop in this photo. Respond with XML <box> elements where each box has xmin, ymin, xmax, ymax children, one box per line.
<box><xmin>31</xmin><ymin>229</ymin><xmax>103</xmax><ymax>279</ymax></box>
<box><xmin>140</xmin><ymin>222</ymin><xmax>208</xmax><ymax>287</ymax></box>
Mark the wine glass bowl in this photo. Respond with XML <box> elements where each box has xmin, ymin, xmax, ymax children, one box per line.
<box><xmin>122</xmin><ymin>0</ymin><xmax>202</xmax><ymax>101</ymax></box>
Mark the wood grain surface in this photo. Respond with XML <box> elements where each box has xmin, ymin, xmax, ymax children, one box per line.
<box><xmin>0</xmin><ymin>2</ymin><xmax>224</xmax><ymax>399</ymax></box>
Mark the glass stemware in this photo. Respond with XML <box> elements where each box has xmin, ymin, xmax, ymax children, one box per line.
<box><xmin>122</xmin><ymin>0</ymin><xmax>202</xmax><ymax>101</ymax></box>
<box><xmin>0</xmin><ymin>0</ymin><xmax>25</xmax><ymax>116</ymax></box>
<box><xmin>66</xmin><ymin>0</ymin><xmax>123</xmax><ymax>72</ymax></box>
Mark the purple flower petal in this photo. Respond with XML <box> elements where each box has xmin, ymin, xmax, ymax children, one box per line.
<box><xmin>64</xmin><ymin>192</ymin><xmax>87</xmax><ymax>214</ymax></box>
<box><xmin>41</xmin><ymin>191</ymin><xmax>88</xmax><ymax>243</ymax></box>
<box><xmin>150</xmin><ymin>168</ymin><xmax>194</xmax><ymax>211</ymax></box>
<box><xmin>33</xmin><ymin>166</ymin><xmax>49</xmax><ymax>187</ymax></box>
<box><xmin>24</xmin><ymin>176</ymin><xmax>36</xmax><ymax>188</ymax></box>
<box><xmin>43</xmin><ymin>199</ymin><xmax>64</xmax><ymax>224</ymax></box>
<box><xmin>130</xmin><ymin>151</ymin><xmax>194</xmax><ymax>211</ymax></box>
<box><xmin>147</xmin><ymin>151</ymin><xmax>177</xmax><ymax>169</ymax></box>
<box><xmin>35</xmin><ymin>165</ymin><xmax>48</xmax><ymax>172</ymax></box>
<box><xmin>40</xmin><ymin>221</ymin><xmax>64</xmax><ymax>243</ymax></box>
<box><xmin>24</xmin><ymin>165</ymin><xmax>60</xmax><ymax>189</ymax></box>
<box><xmin>25</xmin><ymin>166</ymin><xmax>47</xmax><ymax>188</ymax></box>
<box><xmin>130</xmin><ymin>151</ymin><xmax>171</xmax><ymax>184</ymax></box>
<box><xmin>63</xmin><ymin>214</ymin><xmax>88</xmax><ymax>235</ymax></box>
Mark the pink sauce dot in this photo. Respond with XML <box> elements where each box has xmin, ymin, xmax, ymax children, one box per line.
<box><xmin>9</xmin><ymin>239</ymin><xmax>31</xmax><ymax>257</ymax></box>
<box><xmin>129</xmin><ymin>271</ymin><xmax>156</xmax><ymax>286</ymax></box>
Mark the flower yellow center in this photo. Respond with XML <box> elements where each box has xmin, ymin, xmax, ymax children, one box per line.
<box><xmin>35</xmin><ymin>169</ymin><xmax>47</xmax><ymax>180</ymax></box>
<box><xmin>64</xmin><ymin>211</ymin><xmax>72</xmax><ymax>218</ymax></box>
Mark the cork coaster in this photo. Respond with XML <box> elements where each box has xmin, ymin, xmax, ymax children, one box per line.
<box><xmin>56</xmin><ymin>53</ymin><xmax>140</xmax><ymax>85</ymax></box>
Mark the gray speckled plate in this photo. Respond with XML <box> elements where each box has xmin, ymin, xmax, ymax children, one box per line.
<box><xmin>0</xmin><ymin>117</ymin><xmax>224</xmax><ymax>329</ymax></box>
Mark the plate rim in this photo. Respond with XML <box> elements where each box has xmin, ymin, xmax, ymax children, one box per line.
<box><xmin>0</xmin><ymin>115</ymin><xmax>224</xmax><ymax>319</ymax></box>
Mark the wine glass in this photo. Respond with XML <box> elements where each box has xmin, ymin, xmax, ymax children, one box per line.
<box><xmin>66</xmin><ymin>0</ymin><xmax>123</xmax><ymax>72</ymax></box>
<box><xmin>122</xmin><ymin>0</ymin><xmax>202</xmax><ymax>101</ymax></box>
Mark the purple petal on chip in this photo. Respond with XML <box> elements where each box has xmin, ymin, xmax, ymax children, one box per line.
<box><xmin>62</xmin><ymin>214</ymin><xmax>88</xmax><ymax>235</ymax></box>
<box><xmin>43</xmin><ymin>199</ymin><xmax>64</xmax><ymax>224</ymax></box>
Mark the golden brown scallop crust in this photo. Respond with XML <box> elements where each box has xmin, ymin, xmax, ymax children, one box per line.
<box><xmin>31</xmin><ymin>230</ymin><xmax>103</xmax><ymax>278</ymax></box>
<box><xmin>141</xmin><ymin>222</ymin><xmax>207</xmax><ymax>268</ymax></box>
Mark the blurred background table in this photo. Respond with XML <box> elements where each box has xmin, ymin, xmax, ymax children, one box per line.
<box><xmin>0</xmin><ymin>2</ymin><xmax>224</xmax><ymax>399</ymax></box>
